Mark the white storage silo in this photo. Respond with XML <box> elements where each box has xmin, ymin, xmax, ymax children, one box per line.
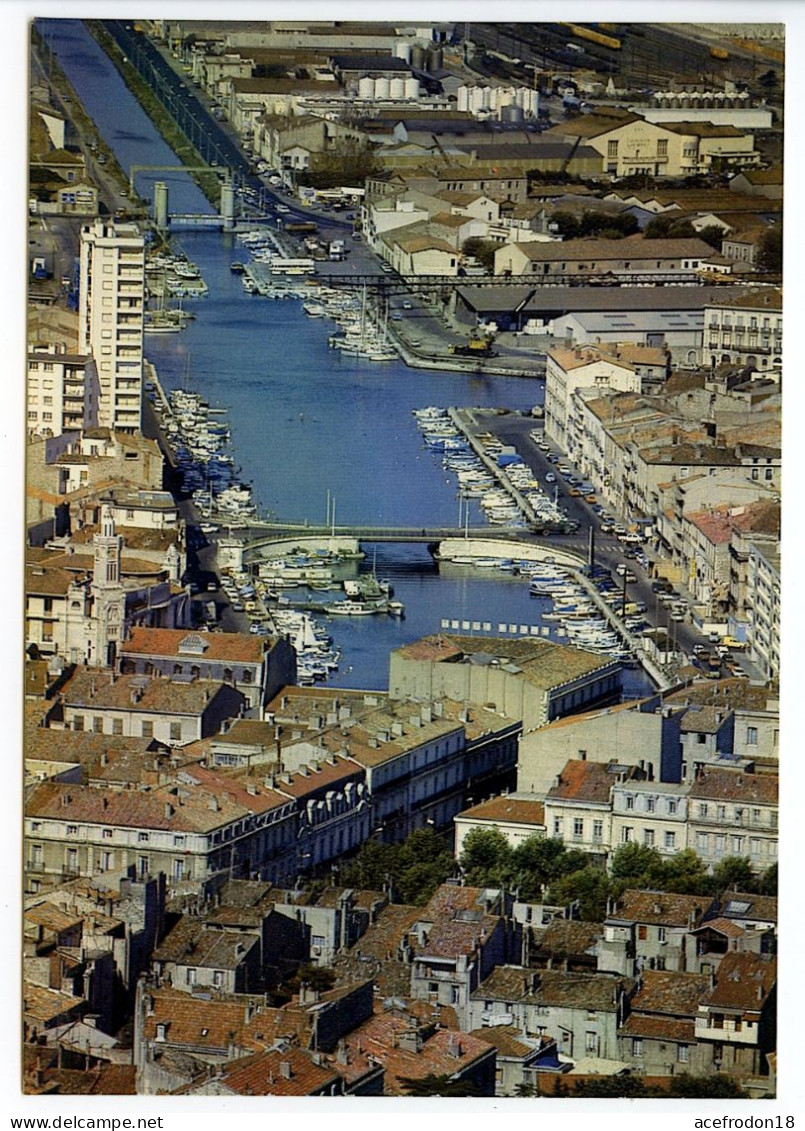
<box><xmin>390</xmin><ymin>77</ymin><xmax>406</xmax><ymax>100</ymax></box>
<box><xmin>358</xmin><ymin>76</ymin><xmax>375</xmax><ymax>100</ymax></box>
<box><xmin>375</xmin><ymin>76</ymin><xmax>391</xmax><ymax>99</ymax></box>
<box><xmin>394</xmin><ymin>40</ymin><xmax>412</xmax><ymax>63</ymax></box>
<box><xmin>404</xmin><ymin>76</ymin><xmax>420</xmax><ymax>100</ymax></box>
<box><xmin>457</xmin><ymin>85</ymin><xmax>470</xmax><ymax>112</ymax></box>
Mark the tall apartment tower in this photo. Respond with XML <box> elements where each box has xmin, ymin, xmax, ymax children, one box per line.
<box><xmin>78</xmin><ymin>219</ymin><xmax>145</xmax><ymax>432</ymax></box>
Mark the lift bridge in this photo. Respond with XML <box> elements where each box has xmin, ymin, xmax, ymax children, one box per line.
<box><xmin>130</xmin><ymin>165</ymin><xmax>236</xmax><ymax>230</ymax></box>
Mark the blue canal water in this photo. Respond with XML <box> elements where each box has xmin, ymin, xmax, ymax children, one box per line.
<box><xmin>39</xmin><ymin>19</ymin><xmax>654</xmax><ymax>697</ymax></box>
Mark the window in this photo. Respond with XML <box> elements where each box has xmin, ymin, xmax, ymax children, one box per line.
<box><xmin>621</xmin><ymin>827</ymin><xmax>633</xmax><ymax>843</ymax></box>
<box><xmin>67</xmin><ymin>825</ymin><xmax>78</xmax><ymax>835</ymax></box>
<box><xmin>643</xmin><ymin>829</ymin><xmax>655</xmax><ymax>847</ymax></box>
<box><xmin>585</xmin><ymin>1031</ymin><xmax>597</xmax><ymax>1052</ymax></box>
<box><xmin>553</xmin><ymin>818</ymin><xmax>563</xmax><ymax>837</ymax></box>
<box><xmin>646</xmin><ymin>797</ymin><xmax>655</xmax><ymax>813</ymax></box>
<box><xmin>746</xmin><ymin>726</ymin><xmax>758</xmax><ymax>746</ymax></box>
<box><xmin>657</xmin><ymin>139</ymin><xmax>668</xmax><ymax>157</ymax></box>
<box><xmin>186</xmin><ymin>968</ymin><xmax>197</xmax><ymax>986</ymax></box>
<box><xmin>664</xmin><ymin>831</ymin><xmax>676</xmax><ymax>850</ymax></box>
<box><xmin>141</xmin><ymin>720</ymin><xmax>153</xmax><ymax>738</ymax></box>
<box><xmin>573</xmin><ymin>818</ymin><xmax>584</xmax><ymax>839</ymax></box>
<box><xmin>428</xmin><ymin>982</ymin><xmax>438</xmax><ymax>994</ymax></box>
<box><xmin>607</xmin><ymin>140</ymin><xmax>619</xmax><ymax>159</ymax></box>
<box><xmin>668</xmin><ymin>799</ymin><xmax>678</xmax><ymax>815</ymax></box>
<box><xmin>677</xmin><ymin>1044</ymin><xmax>689</xmax><ymax>1063</ymax></box>
<box><xmin>450</xmin><ymin>986</ymin><xmax>460</xmax><ymax>1004</ymax></box>
<box><xmin>697</xmin><ymin>733</ymin><xmax>706</xmax><ymax>745</ymax></box>
<box><xmin>170</xmin><ymin>722</ymin><xmax>182</xmax><ymax>742</ymax></box>
<box><xmin>698</xmin><ymin>804</ymin><xmax>708</xmax><ymax>818</ymax></box>
<box><xmin>138</xmin><ymin>832</ymin><xmax>149</xmax><ymax>843</ymax></box>
<box><xmin>213</xmin><ymin>970</ymin><xmax>223</xmax><ymax>987</ymax></box>
<box><xmin>626</xmin><ymin>795</ymin><xmax>635</xmax><ymax>811</ymax></box>
<box><xmin>658</xmin><ymin>927</ymin><xmax>667</xmax><ymax>943</ymax></box>
<box><xmin>112</xmin><ymin>718</ymin><xmax>123</xmax><ymax>735</ymax></box>
<box><xmin>102</xmin><ymin>828</ymin><xmax>113</xmax><ymax>839</ymax></box>
<box><xmin>92</xmin><ymin>717</ymin><xmax>103</xmax><ymax>734</ymax></box>
<box><xmin>173</xmin><ymin>835</ymin><xmax>185</xmax><ymax>847</ymax></box>
<box><xmin>638</xmin><ymin>925</ymin><xmax>647</xmax><ymax>940</ymax></box>
<box><xmin>632</xmin><ymin>1039</ymin><xmax>644</xmax><ymax>1057</ymax></box>
<box><xmin>593</xmin><ymin>820</ymin><xmax>603</xmax><ymax>843</ymax></box>
<box><xmin>101</xmin><ymin>851</ymin><xmax>113</xmax><ymax>870</ymax></box>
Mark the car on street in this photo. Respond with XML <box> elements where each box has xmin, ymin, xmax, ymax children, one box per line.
<box><xmin>402</xmin><ymin>300</ymin><xmax>412</xmax><ymax>309</ymax></box>
<box><xmin>275</xmin><ymin>204</ymin><xmax>290</xmax><ymax>213</ymax></box>
<box><xmin>545</xmin><ymin>472</ymin><xmax>556</xmax><ymax>483</ymax></box>
<box><xmin>547</xmin><ymin>453</ymin><xmax>559</xmax><ymax>464</ymax></box>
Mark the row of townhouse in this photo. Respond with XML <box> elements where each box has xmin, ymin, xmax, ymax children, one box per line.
<box><xmin>328</xmin><ymin>880</ymin><xmax>776</xmax><ymax>1089</ymax></box>
<box><xmin>516</xmin><ymin>688</ymin><xmax>778</xmax><ymax>798</ymax></box>
<box><xmin>24</xmin><ymin>681</ymin><xmax>520</xmax><ymax>896</ymax></box>
<box><xmin>538</xmin><ymin>759</ymin><xmax>778</xmax><ymax>875</ymax></box>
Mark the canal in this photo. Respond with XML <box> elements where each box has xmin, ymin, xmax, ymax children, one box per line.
<box><xmin>39</xmin><ymin>18</ymin><xmax>654</xmax><ymax>697</ymax></box>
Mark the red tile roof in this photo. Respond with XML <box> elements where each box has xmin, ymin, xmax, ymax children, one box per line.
<box><xmin>547</xmin><ymin>759</ymin><xmax>637</xmax><ymax>804</ymax></box>
<box><xmin>457</xmin><ymin>795</ymin><xmax>545</xmax><ymax>827</ymax></box>
<box><xmin>343</xmin><ymin>1011</ymin><xmax>495</xmax><ymax>1095</ymax></box>
<box><xmin>690</xmin><ymin>767</ymin><xmax>778</xmax><ymax>805</ymax></box>
<box><xmin>702</xmin><ymin>952</ymin><xmax>776</xmax><ymax>1012</ymax></box>
<box><xmin>123</xmin><ymin>627</ymin><xmax>269</xmax><ymax>664</ymax></box>
<box><xmin>610</xmin><ymin>890</ymin><xmax>713</xmax><ymax>928</ymax></box>
<box><xmin>212</xmin><ymin>1047</ymin><xmax>341</xmax><ymax>1095</ymax></box>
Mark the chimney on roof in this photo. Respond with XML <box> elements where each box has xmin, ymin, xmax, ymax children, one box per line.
<box><xmin>102</xmin><ymin>796</ymin><xmax>108</xmax><ymax>809</ymax></box>
<box><xmin>100</xmin><ymin>752</ymin><xmax>108</xmax><ymax>767</ymax></box>
<box><xmin>61</xmin><ymin>793</ymin><xmax>70</xmax><ymax>807</ymax></box>
<box><xmin>208</xmin><ymin>796</ymin><xmax>219</xmax><ymax>812</ymax></box>
<box><xmin>757</xmin><ymin>983</ymin><xmax>764</xmax><ymax>1000</ymax></box>
<box><xmin>279</xmin><ymin>1060</ymin><xmax>292</xmax><ymax>1080</ymax></box>
<box><xmin>164</xmin><ymin>802</ymin><xmax>173</xmax><ymax>820</ymax></box>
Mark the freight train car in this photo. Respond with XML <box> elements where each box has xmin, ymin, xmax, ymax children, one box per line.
<box><xmin>560</xmin><ymin>23</ymin><xmax>622</xmax><ymax>51</ymax></box>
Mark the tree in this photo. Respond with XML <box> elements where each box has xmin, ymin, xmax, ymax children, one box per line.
<box><xmin>572</xmin><ymin>1075</ymin><xmax>652</xmax><ymax>1098</ymax></box>
<box><xmin>610</xmin><ymin>842</ymin><xmax>664</xmax><ymax>889</ymax></box>
<box><xmin>547</xmin><ymin>865</ymin><xmax>612</xmax><ymax>921</ymax></box>
<box><xmin>668</xmin><ymin>1073</ymin><xmax>745</xmax><ymax>1098</ymax></box>
<box><xmin>697</xmin><ymin>224</ymin><xmax>728</xmax><ymax>249</ymax></box>
<box><xmin>757</xmin><ymin>226</ymin><xmax>782</xmax><ymax>273</ymax></box>
<box><xmin>459</xmin><ymin>236</ymin><xmax>497</xmax><ymax>272</ymax></box>
<box><xmin>338</xmin><ymin>828</ymin><xmax>455</xmax><ymax>904</ymax></box>
<box><xmin>654</xmin><ymin>849</ymin><xmax>711</xmax><ymax>894</ymax></box>
<box><xmin>458</xmin><ymin>827</ymin><xmax>512</xmax><ymax>887</ymax></box>
<box><xmin>511</xmin><ymin>835</ymin><xmax>581</xmax><ymax>897</ymax></box>
<box><xmin>398</xmin><ymin>1072</ymin><xmax>480</xmax><ymax>1097</ymax></box>
<box><xmin>712</xmin><ymin>856</ymin><xmax>755</xmax><ymax>894</ymax></box>
<box><xmin>298</xmin><ymin>139</ymin><xmax>380</xmax><ymax>191</ymax></box>
<box><xmin>759</xmin><ymin>863</ymin><xmax>778</xmax><ymax>895</ymax></box>
<box><xmin>645</xmin><ymin>215</ymin><xmax>697</xmax><ymax>240</ymax></box>
<box><xmin>549</xmin><ymin>211</ymin><xmax>580</xmax><ymax>239</ymax></box>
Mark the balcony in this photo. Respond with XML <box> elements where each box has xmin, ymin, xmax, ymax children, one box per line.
<box><xmin>695</xmin><ymin>1017</ymin><xmax>756</xmax><ymax>1045</ymax></box>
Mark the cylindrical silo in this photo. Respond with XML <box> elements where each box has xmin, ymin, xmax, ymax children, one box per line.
<box><xmin>390</xmin><ymin>77</ymin><xmax>405</xmax><ymax>100</ymax></box>
<box><xmin>375</xmin><ymin>76</ymin><xmax>390</xmax><ymax>99</ymax></box>
<box><xmin>427</xmin><ymin>46</ymin><xmax>443</xmax><ymax>72</ymax></box>
<box><xmin>501</xmin><ymin>103</ymin><xmax>524</xmax><ymax>123</ymax></box>
<box><xmin>457</xmin><ymin>85</ymin><xmax>470</xmax><ymax>112</ymax></box>
<box><xmin>153</xmin><ymin>181</ymin><xmax>169</xmax><ymax>229</ymax></box>
<box><xmin>469</xmin><ymin>86</ymin><xmax>485</xmax><ymax>114</ymax></box>
<box><xmin>404</xmin><ymin>76</ymin><xmax>420</xmax><ymax>100</ymax></box>
<box><xmin>410</xmin><ymin>43</ymin><xmax>426</xmax><ymax>70</ymax></box>
<box><xmin>358</xmin><ymin>76</ymin><xmax>375</xmax><ymax>100</ymax></box>
<box><xmin>394</xmin><ymin>40</ymin><xmax>412</xmax><ymax>63</ymax></box>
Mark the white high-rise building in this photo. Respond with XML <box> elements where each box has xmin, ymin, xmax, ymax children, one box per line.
<box><xmin>78</xmin><ymin>219</ymin><xmax>145</xmax><ymax>432</ymax></box>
